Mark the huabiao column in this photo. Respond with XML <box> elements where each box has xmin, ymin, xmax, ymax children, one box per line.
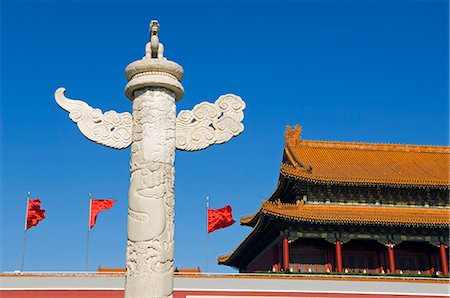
<box><xmin>124</xmin><ymin>21</ymin><xmax>183</xmax><ymax>298</ymax></box>
<box><xmin>54</xmin><ymin>19</ymin><xmax>245</xmax><ymax>298</ymax></box>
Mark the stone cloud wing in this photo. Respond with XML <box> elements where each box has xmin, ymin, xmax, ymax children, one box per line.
<box><xmin>175</xmin><ymin>94</ymin><xmax>246</xmax><ymax>151</ymax></box>
<box><xmin>54</xmin><ymin>87</ymin><xmax>132</xmax><ymax>149</ymax></box>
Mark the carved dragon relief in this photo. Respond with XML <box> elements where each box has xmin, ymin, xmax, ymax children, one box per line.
<box><xmin>54</xmin><ymin>88</ymin><xmax>133</xmax><ymax>149</ymax></box>
<box><xmin>55</xmin><ymin>88</ymin><xmax>245</xmax><ymax>152</ymax></box>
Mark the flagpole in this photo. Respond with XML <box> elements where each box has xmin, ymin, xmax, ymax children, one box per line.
<box><xmin>20</xmin><ymin>192</ymin><xmax>30</xmax><ymax>272</ymax></box>
<box><xmin>206</xmin><ymin>196</ymin><xmax>210</xmax><ymax>273</ymax></box>
<box><xmin>85</xmin><ymin>193</ymin><xmax>92</xmax><ymax>271</ymax></box>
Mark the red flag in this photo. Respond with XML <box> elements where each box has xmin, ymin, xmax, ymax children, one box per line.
<box><xmin>26</xmin><ymin>198</ymin><xmax>46</xmax><ymax>230</ymax></box>
<box><xmin>207</xmin><ymin>205</ymin><xmax>235</xmax><ymax>233</ymax></box>
<box><xmin>90</xmin><ymin>199</ymin><xmax>116</xmax><ymax>229</ymax></box>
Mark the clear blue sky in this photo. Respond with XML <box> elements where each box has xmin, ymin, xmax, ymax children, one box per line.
<box><xmin>1</xmin><ymin>0</ymin><xmax>448</xmax><ymax>273</ymax></box>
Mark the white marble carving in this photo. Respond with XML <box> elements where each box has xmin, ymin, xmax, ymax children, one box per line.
<box><xmin>55</xmin><ymin>20</ymin><xmax>245</xmax><ymax>298</ymax></box>
<box><xmin>125</xmin><ymin>88</ymin><xmax>176</xmax><ymax>298</ymax></box>
<box><xmin>176</xmin><ymin>94</ymin><xmax>246</xmax><ymax>151</ymax></box>
<box><xmin>54</xmin><ymin>88</ymin><xmax>132</xmax><ymax>149</ymax></box>
<box><xmin>145</xmin><ymin>20</ymin><xmax>164</xmax><ymax>59</ymax></box>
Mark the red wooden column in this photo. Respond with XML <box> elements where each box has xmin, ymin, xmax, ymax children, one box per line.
<box><xmin>335</xmin><ymin>239</ymin><xmax>343</xmax><ymax>273</ymax></box>
<box><xmin>387</xmin><ymin>241</ymin><xmax>396</xmax><ymax>273</ymax></box>
<box><xmin>376</xmin><ymin>250</ymin><xmax>383</xmax><ymax>273</ymax></box>
<box><xmin>282</xmin><ymin>237</ymin><xmax>289</xmax><ymax>271</ymax></box>
<box><xmin>273</xmin><ymin>244</ymin><xmax>280</xmax><ymax>271</ymax></box>
<box><xmin>439</xmin><ymin>242</ymin><xmax>448</xmax><ymax>275</ymax></box>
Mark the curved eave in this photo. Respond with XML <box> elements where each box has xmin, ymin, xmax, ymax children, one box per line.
<box><xmin>218</xmin><ymin>215</ymin><xmax>273</xmax><ymax>267</ymax></box>
<box><xmin>240</xmin><ymin>212</ymin><xmax>260</xmax><ymax>226</ymax></box>
<box><xmin>281</xmin><ymin>164</ymin><xmax>450</xmax><ymax>189</ymax></box>
<box><xmin>260</xmin><ymin>202</ymin><xmax>450</xmax><ymax>228</ymax></box>
<box><xmin>219</xmin><ymin>204</ymin><xmax>450</xmax><ymax>268</ymax></box>
<box><xmin>240</xmin><ymin>167</ymin><xmax>293</xmax><ymax>228</ymax></box>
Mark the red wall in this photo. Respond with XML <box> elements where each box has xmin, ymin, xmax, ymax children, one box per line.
<box><xmin>1</xmin><ymin>290</ymin><xmax>446</xmax><ymax>298</ymax></box>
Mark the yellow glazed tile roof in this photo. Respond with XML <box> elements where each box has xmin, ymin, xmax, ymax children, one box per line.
<box><xmin>282</xmin><ymin>126</ymin><xmax>450</xmax><ymax>187</ymax></box>
<box><xmin>255</xmin><ymin>201</ymin><xmax>450</xmax><ymax>227</ymax></box>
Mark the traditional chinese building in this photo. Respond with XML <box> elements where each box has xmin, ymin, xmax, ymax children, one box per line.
<box><xmin>219</xmin><ymin>126</ymin><xmax>450</xmax><ymax>276</ymax></box>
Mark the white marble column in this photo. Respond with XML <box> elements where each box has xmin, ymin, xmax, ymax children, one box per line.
<box><xmin>125</xmin><ymin>88</ymin><xmax>176</xmax><ymax>298</ymax></box>
<box><xmin>124</xmin><ymin>21</ymin><xmax>184</xmax><ymax>298</ymax></box>
<box><xmin>54</xmin><ymin>20</ymin><xmax>245</xmax><ymax>298</ymax></box>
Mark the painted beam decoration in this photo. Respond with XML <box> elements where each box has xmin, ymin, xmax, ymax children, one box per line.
<box><xmin>55</xmin><ymin>20</ymin><xmax>245</xmax><ymax>298</ymax></box>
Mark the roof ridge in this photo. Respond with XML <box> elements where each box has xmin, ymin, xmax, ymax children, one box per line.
<box><xmin>299</xmin><ymin>139</ymin><xmax>450</xmax><ymax>153</ymax></box>
<box><xmin>283</xmin><ymin>125</ymin><xmax>449</xmax><ymax>153</ymax></box>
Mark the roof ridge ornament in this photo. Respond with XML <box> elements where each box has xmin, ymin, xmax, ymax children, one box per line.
<box><xmin>285</xmin><ymin>125</ymin><xmax>302</xmax><ymax>143</ymax></box>
<box><xmin>284</xmin><ymin>125</ymin><xmax>313</xmax><ymax>172</ymax></box>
